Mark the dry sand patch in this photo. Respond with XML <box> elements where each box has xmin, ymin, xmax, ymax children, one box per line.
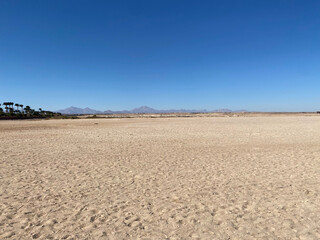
<box><xmin>1</xmin><ymin>117</ymin><xmax>320</xmax><ymax>239</ymax></box>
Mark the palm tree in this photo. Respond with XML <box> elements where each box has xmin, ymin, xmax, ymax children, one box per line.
<box><xmin>3</xmin><ymin>102</ymin><xmax>10</xmax><ymax>113</ymax></box>
<box><xmin>24</xmin><ymin>106</ymin><xmax>31</xmax><ymax>115</ymax></box>
<box><xmin>9</xmin><ymin>102</ymin><xmax>14</xmax><ymax>110</ymax></box>
<box><xmin>20</xmin><ymin>104</ymin><xmax>24</xmax><ymax>113</ymax></box>
<box><xmin>15</xmin><ymin>103</ymin><xmax>19</xmax><ymax>112</ymax></box>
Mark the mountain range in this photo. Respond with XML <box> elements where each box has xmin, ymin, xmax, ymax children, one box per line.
<box><xmin>57</xmin><ymin>106</ymin><xmax>248</xmax><ymax>115</ymax></box>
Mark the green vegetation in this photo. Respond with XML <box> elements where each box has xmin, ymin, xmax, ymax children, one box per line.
<box><xmin>0</xmin><ymin>101</ymin><xmax>62</xmax><ymax>120</ymax></box>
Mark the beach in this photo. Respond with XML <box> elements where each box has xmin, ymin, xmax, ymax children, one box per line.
<box><xmin>1</xmin><ymin>116</ymin><xmax>320</xmax><ymax>239</ymax></box>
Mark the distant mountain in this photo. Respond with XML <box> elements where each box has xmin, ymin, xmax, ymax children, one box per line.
<box><xmin>57</xmin><ymin>107</ymin><xmax>102</xmax><ymax>114</ymax></box>
<box><xmin>103</xmin><ymin>110</ymin><xmax>131</xmax><ymax>114</ymax></box>
<box><xmin>233</xmin><ymin>109</ymin><xmax>249</xmax><ymax>113</ymax></box>
<box><xmin>213</xmin><ymin>109</ymin><xmax>233</xmax><ymax>113</ymax></box>
<box><xmin>131</xmin><ymin>106</ymin><xmax>158</xmax><ymax>114</ymax></box>
<box><xmin>57</xmin><ymin>106</ymin><xmax>248</xmax><ymax>115</ymax></box>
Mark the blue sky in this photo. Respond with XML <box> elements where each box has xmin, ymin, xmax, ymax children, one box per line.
<box><xmin>1</xmin><ymin>0</ymin><xmax>320</xmax><ymax>111</ymax></box>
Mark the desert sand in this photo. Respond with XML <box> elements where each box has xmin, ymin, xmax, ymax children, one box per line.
<box><xmin>1</xmin><ymin>116</ymin><xmax>320</xmax><ymax>239</ymax></box>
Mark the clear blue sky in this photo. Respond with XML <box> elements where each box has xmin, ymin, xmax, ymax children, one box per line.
<box><xmin>1</xmin><ymin>0</ymin><xmax>320</xmax><ymax>111</ymax></box>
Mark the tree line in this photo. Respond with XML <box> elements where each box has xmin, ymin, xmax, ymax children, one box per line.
<box><xmin>0</xmin><ymin>102</ymin><xmax>61</xmax><ymax>119</ymax></box>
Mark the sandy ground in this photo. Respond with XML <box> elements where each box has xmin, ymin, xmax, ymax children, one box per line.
<box><xmin>1</xmin><ymin>116</ymin><xmax>320</xmax><ymax>239</ymax></box>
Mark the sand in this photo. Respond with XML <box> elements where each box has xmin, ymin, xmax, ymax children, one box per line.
<box><xmin>1</xmin><ymin>116</ymin><xmax>320</xmax><ymax>239</ymax></box>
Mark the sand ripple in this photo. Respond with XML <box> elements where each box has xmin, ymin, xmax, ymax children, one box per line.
<box><xmin>1</xmin><ymin>117</ymin><xmax>320</xmax><ymax>239</ymax></box>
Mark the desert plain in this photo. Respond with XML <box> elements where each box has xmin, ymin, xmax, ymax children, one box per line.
<box><xmin>1</xmin><ymin>115</ymin><xmax>320</xmax><ymax>239</ymax></box>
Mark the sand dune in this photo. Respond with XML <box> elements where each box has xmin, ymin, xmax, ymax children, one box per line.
<box><xmin>1</xmin><ymin>116</ymin><xmax>320</xmax><ymax>239</ymax></box>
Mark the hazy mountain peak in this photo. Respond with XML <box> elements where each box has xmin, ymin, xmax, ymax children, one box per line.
<box><xmin>131</xmin><ymin>106</ymin><xmax>157</xmax><ymax>113</ymax></box>
<box><xmin>57</xmin><ymin>106</ymin><xmax>247</xmax><ymax>115</ymax></box>
<box><xmin>57</xmin><ymin>107</ymin><xmax>101</xmax><ymax>114</ymax></box>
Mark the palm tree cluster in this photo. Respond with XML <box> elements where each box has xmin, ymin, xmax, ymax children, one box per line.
<box><xmin>0</xmin><ymin>101</ymin><xmax>60</xmax><ymax>119</ymax></box>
